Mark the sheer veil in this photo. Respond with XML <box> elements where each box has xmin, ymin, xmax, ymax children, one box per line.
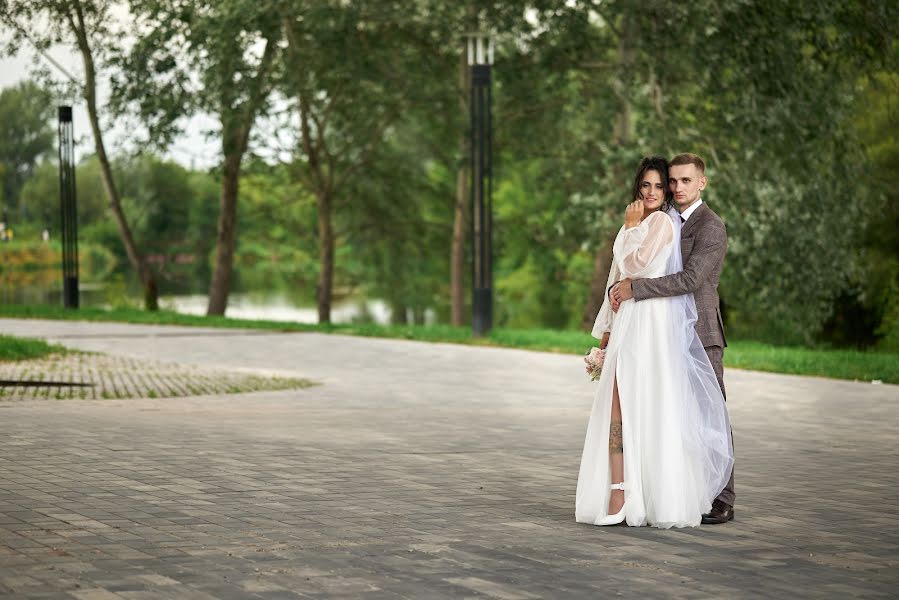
<box><xmin>664</xmin><ymin>207</ymin><xmax>734</xmax><ymax>504</ymax></box>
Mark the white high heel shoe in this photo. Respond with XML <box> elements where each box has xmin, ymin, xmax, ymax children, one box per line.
<box><xmin>596</xmin><ymin>482</ymin><xmax>626</xmax><ymax>526</ymax></box>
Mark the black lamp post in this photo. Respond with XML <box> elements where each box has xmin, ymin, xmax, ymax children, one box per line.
<box><xmin>468</xmin><ymin>33</ymin><xmax>493</xmax><ymax>336</ymax></box>
<box><xmin>57</xmin><ymin>106</ymin><xmax>79</xmax><ymax>309</ymax></box>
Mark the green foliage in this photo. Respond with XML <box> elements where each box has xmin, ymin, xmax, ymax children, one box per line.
<box><xmin>649</xmin><ymin>1</ymin><xmax>897</xmax><ymax>345</ymax></box>
<box><xmin>234</xmin><ymin>163</ymin><xmax>318</xmax><ymax>291</ymax></box>
<box><xmin>334</xmin><ymin>122</ymin><xmax>455</xmax><ymax>324</ymax></box>
<box><xmin>852</xmin><ymin>66</ymin><xmax>899</xmax><ymax>350</ymax></box>
<box><xmin>3</xmin><ymin>1</ymin><xmax>898</xmax><ymax>348</ymax></box>
<box><xmin>20</xmin><ymin>158</ymin><xmax>110</xmax><ymax>236</ymax></box>
<box><xmin>109</xmin><ymin>0</ymin><xmax>286</xmax><ymax>312</ymax></box>
<box><xmin>0</xmin><ymin>239</ymin><xmax>115</xmax><ymax>278</ymax></box>
<box><xmin>0</xmin><ymin>80</ymin><xmax>54</xmax><ymax>218</ymax></box>
<box><xmin>493</xmin><ymin>159</ymin><xmax>601</xmax><ymax>330</ymax></box>
<box><xmin>19</xmin><ymin>154</ymin><xmax>221</xmax><ymax>290</ymax></box>
<box><xmin>110</xmin><ymin>0</ymin><xmax>281</xmax><ymax>150</ymax></box>
<box><xmin>118</xmin><ymin>156</ymin><xmax>193</xmax><ymax>242</ymax></box>
<box><xmin>487</xmin><ymin>1</ymin><xmax>899</xmax><ymax>346</ymax></box>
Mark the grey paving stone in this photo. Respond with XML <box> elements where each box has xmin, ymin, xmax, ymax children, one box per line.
<box><xmin>0</xmin><ymin>318</ymin><xmax>897</xmax><ymax>599</ymax></box>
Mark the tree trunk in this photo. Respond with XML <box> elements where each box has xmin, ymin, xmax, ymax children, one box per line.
<box><xmin>206</xmin><ymin>150</ymin><xmax>243</xmax><ymax>315</ymax></box>
<box><xmin>581</xmin><ymin>23</ymin><xmax>633</xmax><ymax>330</ymax></box>
<box><xmin>451</xmin><ymin>163</ymin><xmax>467</xmax><ymax>326</ymax></box>
<box><xmin>288</xmin><ymin>23</ymin><xmax>334</xmax><ymax>324</ymax></box>
<box><xmin>316</xmin><ymin>192</ymin><xmax>335</xmax><ymax>323</ymax></box>
<box><xmin>390</xmin><ymin>301</ymin><xmax>408</xmax><ymax>325</ymax></box>
<box><xmin>68</xmin><ymin>2</ymin><xmax>158</xmax><ymax>310</ymax></box>
<box><xmin>450</xmin><ymin>49</ymin><xmax>469</xmax><ymax>326</ymax></box>
<box><xmin>203</xmin><ymin>38</ymin><xmax>275</xmax><ymax>316</ymax></box>
<box><xmin>580</xmin><ymin>234</ymin><xmax>615</xmax><ymax>330</ymax></box>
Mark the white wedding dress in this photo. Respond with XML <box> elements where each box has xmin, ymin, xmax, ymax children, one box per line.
<box><xmin>575</xmin><ymin>208</ymin><xmax>734</xmax><ymax>528</ymax></box>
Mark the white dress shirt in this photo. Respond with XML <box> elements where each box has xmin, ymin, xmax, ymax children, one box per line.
<box><xmin>680</xmin><ymin>198</ymin><xmax>704</xmax><ymax>222</ymax></box>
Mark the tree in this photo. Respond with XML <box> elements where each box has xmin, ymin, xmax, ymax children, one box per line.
<box><xmin>1</xmin><ymin>0</ymin><xmax>160</xmax><ymax>309</ymax></box>
<box><xmin>450</xmin><ymin>48</ymin><xmax>469</xmax><ymax>327</ymax></box>
<box><xmin>111</xmin><ymin>0</ymin><xmax>281</xmax><ymax>315</ymax></box>
<box><xmin>0</xmin><ymin>80</ymin><xmax>54</xmax><ymax>218</ymax></box>
<box><xmin>20</xmin><ymin>155</ymin><xmax>109</xmax><ymax>237</ymax></box>
<box><xmin>840</xmin><ymin>63</ymin><xmax>899</xmax><ymax>349</ymax></box>
<box><xmin>669</xmin><ymin>0</ymin><xmax>898</xmax><ymax>343</ymax></box>
<box><xmin>233</xmin><ymin>160</ymin><xmax>318</xmax><ymax>294</ymax></box>
<box><xmin>483</xmin><ymin>0</ymin><xmax>898</xmax><ymax>342</ymax></box>
<box><xmin>280</xmin><ymin>1</ymin><xmax>454</xmax><ymax>322</ymax></box>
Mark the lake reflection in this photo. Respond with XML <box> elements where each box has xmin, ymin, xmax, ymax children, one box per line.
<box><xmin>163</xmin><ymin>293</ymin><xmax>400</xmax><ymax>325</ymax></box>
<box><xmin>2</xmin><ymin>275</ymin><xmax>434</xmax><ymax>325</ymax></box>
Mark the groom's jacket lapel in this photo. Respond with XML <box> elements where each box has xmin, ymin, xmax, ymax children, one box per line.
<box><xmin>680</xmin><ymin>202</ymin><xmax>707</xmax><ymax>239</ymax></box>
<box><xmin>679</xmin><ymin>203</ymin><xmax>706</xmax><ymax>261</ymax></box>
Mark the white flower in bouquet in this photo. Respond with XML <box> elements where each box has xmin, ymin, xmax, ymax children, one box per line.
<box><xmin>583</xmin><ymin>346</ymin><xmax>606</xmax><ymax>381</ymax></box>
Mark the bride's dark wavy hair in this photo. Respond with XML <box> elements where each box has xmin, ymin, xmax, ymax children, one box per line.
<box><xmin>631</xmin><ymin>156</ymin><xmax>673</xmax><ymax>213</ymax></box>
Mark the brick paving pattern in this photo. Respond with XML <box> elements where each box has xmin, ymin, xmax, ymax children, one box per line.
<box><xmin>0</xmin><ymin>353</ymin><xmax>313</xmax><ymax>401</ymax></box>
<box><xmin>0</xmin><ymin>318</ymin><xmax>897</xmax><ymax>599</ymax></box>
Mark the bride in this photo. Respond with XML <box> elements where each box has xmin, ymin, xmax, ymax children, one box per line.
<box><xmin>575</xmin><ymin>156</ymin><xmax>733</xmax><ymax>528</ymax></box>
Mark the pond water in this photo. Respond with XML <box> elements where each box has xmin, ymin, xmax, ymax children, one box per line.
<box><xmin>1</xmin><ymin>262</ymin><xmax>440</xmax><ymax>324</ymax></box>
<box><xmin>1</xmin><ymin>279</ymin><xmax>434</xmax><ymax>326</ymax></box>
<box><xmin>161</xmin><ymin>293</ymin><xmax>396</xmax><ymax>324</ymax></box>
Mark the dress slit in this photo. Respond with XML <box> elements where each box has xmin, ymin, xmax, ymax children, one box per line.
<box><xmin>611</xmin><ymin>352</ymin><xmax>628</xmax><ymax>520</ymax></box>
<box><xmin>595</xmin><ymin>347</ymin><xmax>623</xmax><ymax>524</ymax></box>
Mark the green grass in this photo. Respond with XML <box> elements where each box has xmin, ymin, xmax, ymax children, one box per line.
<box><xmin>0</xmin><ymin>334</ymin><xmax>66</xmax><ymax>362</ymax></box>
<box><xmin>1</xmin><ymin>303</ymin><xmax>896</xmax><ymax>384</ymax></box>
<box><xmin>725</xmin><ymin>341</ymin><xmax>898</xmax><ymax>384</ymax></box>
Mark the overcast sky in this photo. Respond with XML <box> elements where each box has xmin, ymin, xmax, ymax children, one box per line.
<box><xmin>1</xmin><ymin>39</ymin><xmax>220</xmax><ymax>169</ymax></box>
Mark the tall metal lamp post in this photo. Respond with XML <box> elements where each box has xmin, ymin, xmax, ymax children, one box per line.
<box><xmin>467</xmin><ymin>33</ymin><xmax>493</xmax><ymax>336</ymax></box>
<box><xmin>57</xmin><ymin>106</ymin><xmax>79</xmax><ymax>309</ymax></box>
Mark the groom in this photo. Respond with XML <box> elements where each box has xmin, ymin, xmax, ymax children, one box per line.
<box><xmin>610</xmin><ymin>152</ymin><xmax>735</xmax><ymax>524</ymax></box>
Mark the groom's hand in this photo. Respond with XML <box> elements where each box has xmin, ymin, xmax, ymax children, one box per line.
<box><xmin>613</xmin><ymin>279</ymin><xmax>634</xmax><ymax>305</ymax></box>
<box><xmin>610</xmin><ymin>283</ymin><xmax>622</xmax><ymax>312</ymax></box>
<box><xmin>608</xmin><ymin>282</ymin><xmax>619</xmax><ymax>313</ymax></box>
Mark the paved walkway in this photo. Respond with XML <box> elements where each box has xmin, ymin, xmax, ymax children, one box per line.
<box><xmin>0</xmin><ymin>318</ymin><xmax>897</xmax><ymax>599</ymax></box>
<box><xmin>0</xmin><ymin>351</ymin><xmax>311</xmax><ymax>400</ymax></box>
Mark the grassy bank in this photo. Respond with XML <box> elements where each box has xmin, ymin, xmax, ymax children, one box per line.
<box><xmin>0</xmin><ymin>334</ymin><xmax>66</xmax><ymax>362</ymax></box>
<box><xmin>0</xmin><ymin>304</ymin><xmax>896</xmax><ymax>384</ymax></box>
<box><xmin>725</xmin><ymin>341</ymin><xmax>897</xmax><ymax>384</ymax></box>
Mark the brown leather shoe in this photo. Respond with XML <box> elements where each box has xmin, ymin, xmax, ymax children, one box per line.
<box><xmin>701</xmin><ymin>500</ymin><xmax>735</xmax><ymax>524</ymax></box>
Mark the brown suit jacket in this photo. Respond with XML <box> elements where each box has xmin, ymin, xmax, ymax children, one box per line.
<box><xmin>632</xmin><ymin>202</ymin><xmax>727</xmax><ymax>348</ymax></box>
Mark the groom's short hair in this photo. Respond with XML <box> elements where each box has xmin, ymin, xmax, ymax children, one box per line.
<box><xmin>670</xmin><ymin>153</ymin><xmax>706</xmax><ymax>173</ymax></box>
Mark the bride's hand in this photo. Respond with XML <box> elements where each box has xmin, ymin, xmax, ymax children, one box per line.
<box><xmin>625</xmin><ymin>200</ymin><xmax>643</xmax><ymax>229</ymax></box>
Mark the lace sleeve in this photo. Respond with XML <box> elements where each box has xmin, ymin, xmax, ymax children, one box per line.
<box><xmin>616</xmin><ymin>211</ymin><xmax>674</xmax><ymax>279</ymax></box>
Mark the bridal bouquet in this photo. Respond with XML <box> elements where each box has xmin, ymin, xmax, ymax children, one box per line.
<box><xmin>583</xmin><ymin>347</ymin><xmax>606</xmax><ymax>381</ymax></box>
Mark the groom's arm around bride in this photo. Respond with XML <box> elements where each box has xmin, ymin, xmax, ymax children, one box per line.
<box><xmin>630</xmin><ymin>202</ymin><xmax>727</xmax><ymax>353</ymax></box>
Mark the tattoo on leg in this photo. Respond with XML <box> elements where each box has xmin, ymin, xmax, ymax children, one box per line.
<box><xmin>609</xmin><ymin>421</ymin><xmax>623</xmax><ymax>455</ymax></box>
